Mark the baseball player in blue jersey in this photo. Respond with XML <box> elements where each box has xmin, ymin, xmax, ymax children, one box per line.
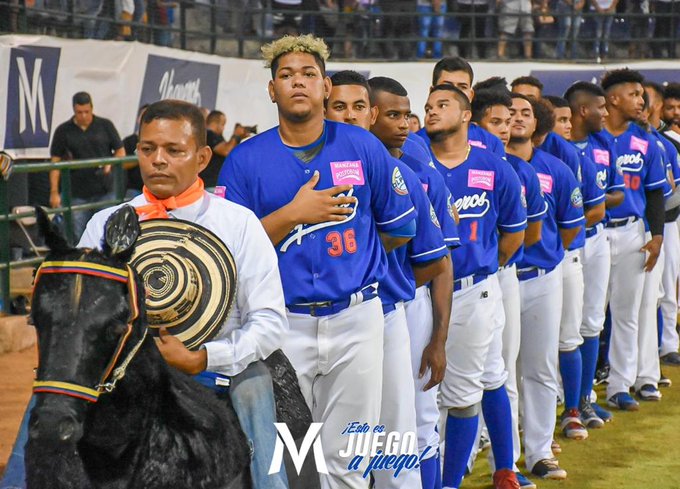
<box><xmin>565</xmin><ymin>81</ymin><xmax>625</xmax><ymax>426</ymax></box>
<box><xmin>507</xmin><ymin>93</ymin><xmax>585</xmax><ymax>481</ymax></box>
<box><xmin>472</xmin><ymin>88</ymin><xmax>547</xmax><ymax>489</ymax></box>
<box><xmin>425</xmin><ymin>84</ymin><xmax>527</xmax><ymax>489</ymax></box>
<box><xmin>367</xmin><ymin>75</ymin><xmax>461</xmax><ymax>489</ymax></box>
<box><xmin>415</xmin><ymin>57</ymin><xmax>506</xmax><ymax>158</ymax></box>
<box><xmin>325</xmin><ymin>70</ymin><xmax>450</xmax><ymax>489</ymax></box>
<box><xmin>544</xmin><ymin>96</ymin><xmax>607</xmax><ymax>439</ymax></box>
<box><xmin>218</xmin><ymin>36</ymin><xmax>417</xmax><ymax>488</ymax></box>
<box><xmin>600</xmin><ymin>69</ymin><xmax>667</xmax><ymax>411</ymax></box>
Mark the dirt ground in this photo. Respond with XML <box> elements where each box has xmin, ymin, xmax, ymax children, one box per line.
<box><xmin>0</xmin><ymin>347</ymin><xmax>37</xmax><ymax>476</ymax></box>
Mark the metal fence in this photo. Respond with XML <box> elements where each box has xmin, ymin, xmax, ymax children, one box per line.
<box><xmin>1</xmin><ymin>0</ymin><xmax>679</xmax><ymax>61</ymax></box>
<box><xmin>0</xmin><ymin>156</ymin><xmax>135</xmax><ymax>313</ymax></box>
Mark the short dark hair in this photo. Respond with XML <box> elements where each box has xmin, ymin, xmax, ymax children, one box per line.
<box><xmin>564</xmin><ymin>81</ymin><xmax>605</xmax><ymax>104</ymax></box>
<box><xmin>641</xmin><ymin>90</ymin><xmax>650</xmax><ymax>110</ymax></box>
<box><xmin>473</xmin><ymin>77</ymin><xmax>509</xmax><ymax>93</ymax></box>
<box><xmin>368</xmin><ymin>76</ymin><xmax>408</xmax><ymax>102</ymax></box>
<box><xmin>471</xmin><ymin>89</ymin><xmax>512</xmax><ymax>124</ymax></box>
<box><xmin>543</xmin><ymin>95</ymin><xmax>570</xmax><ymax>109</ymax></box>
<box><xmin>510</xmin><ymin>93</ymin><xmax>554</xmax><ymax>137</ymax></box>
<box><xmin>601</xmin><ymin>68</ymin><xmax>644</xmax><ymax>92</ymax></box>
<box><xmin>643</xmin><ymin>81</ymin><xmax>665</xmax><ymax>100</ymax></box>
<box><xmin>206</xmin><ymin>110</ymin><xmax>225</xmax><ymax>125</ymax></box>
<box><xmin>511</xmin><ymin>76</ymin><xmax>544</xmax><ymax>92</ymax></box>
<box><xmin>430</xmin><ymin>84</ymin><xmax>472</xmax><ymax>111</ymax></box>
<box><xmin>330</xmin><ymin>70</ymin><xmax>370</xmax><ymax>92</ymax></box>
<box><xmin>665</xmin><ymin>83</ymin><xmax>680</xmax><ymax>101</ymax></box>
<box><xmin>72</xmin><ymin>91</ymin><xmax>92</xmax><ymax>106</ymax></box>
<box><xmin>140</xmin><ymin>99</ymin><xmax>207</xmax><ymax>147</ymax></box>
<box><xmin>432</xmin><ymin>57</ymin><xmax>474</xmax><ymax>86</ymax></box>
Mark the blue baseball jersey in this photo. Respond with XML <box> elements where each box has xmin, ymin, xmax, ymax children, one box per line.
<box><xmin>417</xmin><ymin>123</ymin><xmax>506</xmax><ymax>157</ymax></box>
<box><xmin>540</xmin><ymin>132</ymin><xmax>583</xmax><ymax>185</ymax></box>
<box><xmin>432</xmin><ymin>146</ymin><xmax>527</xmax><ymax>279</ymax></box>
<box><xmin>403</xmin><ymin>132</ymin><xmax>432</xmax><ymax>164</ymax></box>
<box><xmin>400</xmin><ymin>150</ymin><xmax>460</xmax><ymax>248</ymax></box>
<box><xmin>518</xmin><ymin>148</ymin><xmax>585</xmax><ymax>270</ymax></box>
<box><xmin>219</xmin><ymin>121</ymin><xmax>416</xmax><ymax>305</ymax></box>
<box><xmin>380</xmin><ymin>161</ymin><xmax>450</xmax><ymax>308</ymax></box>
<box><xmin>505</xmin><ymin>154</ymin><xmax>547</xmax><ymax>266</ymax></box>
<box><xmin>603</xmin><ymin>123</ymin><xmax>667</xmax><ymax>220</ymax></box>
<box><xmin>650</xmin><ymin>127</ymin><xmax>680</xmax><ymax>197</ymax></box>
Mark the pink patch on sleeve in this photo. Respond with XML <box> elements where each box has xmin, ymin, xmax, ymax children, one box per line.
<box><xmin>630</xmin><ymin>135</ymin><xmax>649</xmax><ymax>155</ymax></box>
<box><xmin>330</xmin><ymin>160</ymin><xmax>365</xmax><ymax>185</ymax></box>
<box><xmin>469</xmin><ymin>140</ymin><xmax>487</xmax><ymax>149</ymax></box>
<box><xmin>537</xmin><ymin>173</ymin><xmax>553</xmax><ymax>193</ymax></box>
<box><xmin>593</xmin><ymin>149</ymin><xmax>610</xmax><ymax>166</ymax></box>
<box><xmin>422</xmin><ymin>183</ymin><xmax>429</xmax><ymax>192</ymax></box>
<box><xmin>467</xmin><ymin>169</ymin><xmax>495</xmax><ymax>190</ymax></box>
<box><xmin>213</xmin><ymin>186</ymin><xmax>226</xmax><ymax>198</ymax></box>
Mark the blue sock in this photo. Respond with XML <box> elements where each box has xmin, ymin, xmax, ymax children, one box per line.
<box><xmin>420</xmin><ymin>453</ymin><xmax>438</xmax><ymax>489</ymax></box>
<box><xmin>559</xmin><ymin>349</ymin><xmax>583</xmax><ymax>410</ymax></box>
<box><xmin>435</xmin><ymin>452</ymin><xmax>442</xmax><ymax>489</ymax></box>
<box><xmin>442</xmin><ymin>413</ymin><xmax>478</xmax><ymax>488</ymax></box>
<box><xmin>600</xmin><ymin>308</ymin><xmax>612</xmax><ymax>366</ymax></box>
<box><xmin>658</xmin><ymin>307</ymin><xmax>663</xmax><ymax>348</ymax></box>
<box><xmin>482</xmin><ymin>386</ymin><xmax>514</xmax><ymax>471</ymax></box>
<box><xmin>579</xmin><ymin>335</ymin><xmax>600</xmax><ymax>400</ymax></box>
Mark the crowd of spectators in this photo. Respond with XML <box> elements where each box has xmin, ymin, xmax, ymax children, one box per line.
<box><xmin>1</xmin><ymin>0</ymin><xmax>679</xmax><ymax>59</ymax></box>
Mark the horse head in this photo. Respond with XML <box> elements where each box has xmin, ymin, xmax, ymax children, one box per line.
<box><xmin>29</xmin><ymin>205</ymin><xmax>144</xmax><ymax>447</ymax></box>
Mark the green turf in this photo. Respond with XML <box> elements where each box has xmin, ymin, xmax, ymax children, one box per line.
<box><xmin>462</xmin><ymin>367</ymin><xmax>680</xmax><ymax>489</ymax></box>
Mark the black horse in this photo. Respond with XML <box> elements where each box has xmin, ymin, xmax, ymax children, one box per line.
<box><xmin>25</xmin><ymin>207</ymin><xmax>318</xmax><ymax>489</ymax></box>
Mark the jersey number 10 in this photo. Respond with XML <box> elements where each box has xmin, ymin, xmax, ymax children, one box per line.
<box><xmin>326</xmin><ymin>229</ymin><xmax>358</xmax><ymax>257</ymax></box>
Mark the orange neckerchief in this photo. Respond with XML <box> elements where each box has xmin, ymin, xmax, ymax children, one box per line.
<box><xmin>135</xmin><ymin>178</ymin><xmax>205</xmax><ymax>220</ymax></box>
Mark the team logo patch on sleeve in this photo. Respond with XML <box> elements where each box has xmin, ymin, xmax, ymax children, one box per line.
<box><xmin>392</xmin><ymin>167</ymin><xmax>408</xmax><ymax>195</ymax></box>
<box><xmin>520</xmin><ymin>185</ymin><xmax>527</xmax><ymax>208</ymax></box>
<box><xmin>593</xmin><ymin>149</ymin><xmax>610</xmax><ymax>166</ymax></box>
<box><xmin>571</xmin><ymin>188</ymin><xmax>583</xmax><ymax>207</ymax></box>
<box><xmin>467</xmin><ymin>169</ymin><xmax>495</xmax><ymax>190</ymax></box>
<box><xmin>630</xmin><ymin>135</ymin><xmax>649</xmax><ymax>155</ymax></box>
<box><xmin>430</xmin><ymin>204</ymin><xmax>441</xmax><ymax>228</ymax></box>
<box><xmin>537</xmin><ymin>173</ymin><xmax>553</xmax><ymax>193</ymax></box>
<box><xmin>330</xmin><ymin>160</ymin><xmax>366</xmax><ymax>185</ymax></box>
<box><xmin>447</xmin><ymin>194</ymin><xmax>456</xmax><ymax>220</ymax></box>
<box><xmin>596</xmin><ymin>170</ymin><xmax>607</xmax><ymax>190</ymax></box>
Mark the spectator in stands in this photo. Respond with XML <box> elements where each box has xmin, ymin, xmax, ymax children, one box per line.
<box><xmin>590</xmin><ymin>0</ymin><xmax>618</xmax><ymax>60</ymax></box>
<box><xmin>511</xmin><ymin>75</ymin><xmax>543</xmax><ymax>99</ymax></box>
<box><xmin>204</xmin><ymin>110</ymin><xmax>250</xmax><ymax>188</ymax></box>
<box><xmin>381</xmin><ymin>0</ymin><xmax>417</xmax><ymax>58</ymax></box>
<box><xmin>49</xmin><ymin>92</ymin><xmax>124</xmax><ymax>243</ymax></box>
<box><xmin>625</xmin><ymin>0</ymin><xmax>650</xmax><ymax>58</ymax></box>
<box><xmin>453</xmin><ymin>0</ymin><xmax>491</xmax><ymax>58</ymax></box>
<box><xmin>497</xmin><ymin>0</ymin><xmax>534</xmax><ymax>59</ymax></box>
<box><xmin>409</xmin><ymin>113</ymin><xmax>422</xmax><ymax>132</ymax></box>
<box><xmin>122</xmin><ymin>104</ymin><xmax>148</xmax><ymax>199</ymax></box>
<box><xmin>554</xmin><ymin>0</ymin><xmax>584</xmax><ymax>59</ymax></box>
<box><xmin>416</xmin><ymin>0</ymin><xmax>446</xmax><ymax>58</ymax></box>
<box><xmin>650</xmin><ymin>0</ymin><xmax>675</xmax><ymax>58</ymax></box>
<box><xmin>150</xmin><ymin>0</ymin><xmax>178</xmax><ymax>46</ymax></box>
<box><xmin>273</xmin><ymin>0</ymin><xmax>303</xmax><ymax>35</ymax></box>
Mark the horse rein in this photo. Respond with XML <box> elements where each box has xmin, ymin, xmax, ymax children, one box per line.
<box><xmin>32</xmin><ymin>261</ymin><xmax>147</xmax><ymax>403</ymax></box>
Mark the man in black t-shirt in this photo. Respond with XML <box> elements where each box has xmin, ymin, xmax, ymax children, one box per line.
<box><xmin>203</xmin><ymin>110</ymin><xmax>250</xmax><ymax>188</ymax></box>
<box><xmin>50</xmin><ymin>92</ymin><xmax>124</xmax><ymax>242</ymax></box>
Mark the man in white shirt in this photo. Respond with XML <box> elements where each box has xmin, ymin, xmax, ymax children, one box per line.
<box><xmin>79</xmin><ymin>99</ymin><xmax>291</xmax><ymax>489</ymax></box>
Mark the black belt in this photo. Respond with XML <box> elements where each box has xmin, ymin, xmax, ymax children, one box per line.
<box><xmin>605</xmin><ymin>217</ymin><xmax>639</xmax><ymax>229</ymax></box>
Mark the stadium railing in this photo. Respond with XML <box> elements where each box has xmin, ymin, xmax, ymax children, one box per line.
<box><xmin>1</xmin><ymin>0</ymin><xmax>678</xmax><ymax>61</ymax></box>
<box><xmin>0</xmin><ymin>154</ymin><xmax>135</xmax><ymax>314</ymax></box>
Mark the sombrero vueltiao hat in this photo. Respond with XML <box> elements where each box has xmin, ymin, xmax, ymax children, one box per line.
<box><xmin>130</xmin><ymin>219</ymin><xmax>237</xmax><ymax>351</ymax></box>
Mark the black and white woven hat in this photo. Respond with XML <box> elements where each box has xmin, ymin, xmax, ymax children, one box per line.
<box><xmin>130</xmin><ymin>219</ymin><xmax>237</xmax><ymax>350</ymax></box>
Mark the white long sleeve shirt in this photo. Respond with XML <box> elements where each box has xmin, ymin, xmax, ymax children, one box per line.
<box><xmin>78</xmin><ymin>191</ymin><xmax>289</xmax><ymax>377</ymax></box>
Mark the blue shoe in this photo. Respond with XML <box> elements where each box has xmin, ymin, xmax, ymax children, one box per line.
<box><xmin>607</xmin><ymin>392</ymin><xmax>640</xmax><ymax>411</ymax></box>
<box><xmin>591</xmin><ymin>402</ymin><xmax>613</xmax><ymax>423</ymax></box>
<box><xmin>515</xmin><ymin>472</ymin><xmax>537</xmax><ymax>488</ymax></box>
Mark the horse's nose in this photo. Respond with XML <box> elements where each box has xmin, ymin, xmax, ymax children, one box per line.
<box><xmin>29</xmin><ymin>409</ymin><xmax>82</xmax><ymax>444</ymax></box>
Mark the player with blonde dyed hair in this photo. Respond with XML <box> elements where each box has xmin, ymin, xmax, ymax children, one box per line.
<box><xmin>218</xmin><ymin>35</ymin><xmax>418</xmax><ymax>488</ymax></box>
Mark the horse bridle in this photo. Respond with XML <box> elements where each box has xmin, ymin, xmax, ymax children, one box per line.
<box><xmin>32</xmin><ymin>260</ymin><xmax>147</xmax><ymax>403</ymax></box>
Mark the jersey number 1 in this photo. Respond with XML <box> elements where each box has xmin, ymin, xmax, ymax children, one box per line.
<box><xmin>326</xmin><ymin>229</ymin><xmax>357</xmax><ymax>257</ymax></box>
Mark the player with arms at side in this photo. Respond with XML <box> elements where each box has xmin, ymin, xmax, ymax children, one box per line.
<box><xmin>218</xmin><ymin>35</ymin><xmax>417</xmax><ymax>488</ymax></box>
<box><xmin>425</xmin><ymin>85</ymin><xmax>527</xmax><ymax>489</ymax></box>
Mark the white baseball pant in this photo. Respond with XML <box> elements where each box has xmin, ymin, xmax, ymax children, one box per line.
<box><xmin>373</xmin><ymin>303</ymin><xmax>421</xmax><ymax>489</ymax></box>
<box><xmin>439</xmin><ymin>274</ymin><xmax>507</xmax><ymax>410</ymax></box>
<box><xmin>580</xmin><ymin>227</ymin><xmax>611</xmax><ymax>338</ymax></box>
<box><xmin>659</xmin><ymin>221</ymin><xmax>680</xmax><ymax>357</ymax></box>
<box><xmin>560</xmin><ymin>249</ymin><xmax>584</xmax><ymax>351</ymax></box>
<box><xmin>518</xmin><ymin>264</ymin><xmax>563</xmax><ymax>471</ymax></box>
<box><xmin>283</xmin><ymin>298</ymin><xmax>384</xmax><ymax>489</ymax></box>
<box><xmin>606</xmin><ymin>219</ymin><xmax>647</xmax><ymax>399</ymax></box>
<box><xmin>404</xmin><ymin>287</ymin><xmax>441</xmax><ymax>461</ymax></box>
<box><xmin>635</xmin><ymin>236</ymin><xmax>664</xmax><ymax>390</ymax></box>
